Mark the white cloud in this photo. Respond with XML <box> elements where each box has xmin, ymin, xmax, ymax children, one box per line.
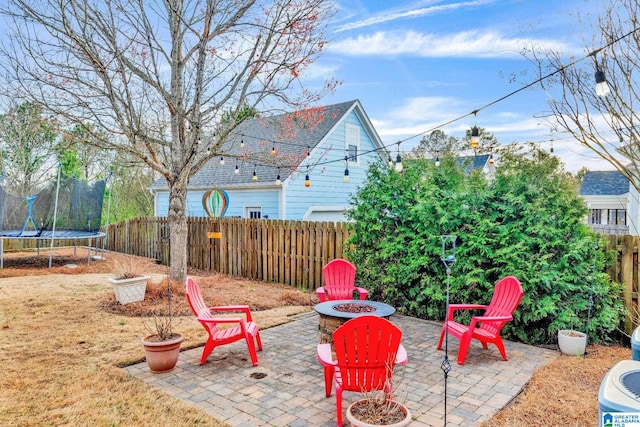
<box><xmin>334</xmin><ymin>0</ymin><xmax>496</xmax><ymax>33</ymax></box>
<box><xmin>328</xmin><ymin>30</ymin><xmax>575</xmax><ymax>58</ymax></box>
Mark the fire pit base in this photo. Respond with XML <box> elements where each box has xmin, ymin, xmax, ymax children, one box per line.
<box><xmin>314</xmin><ymin>300</ymin><xmax>396</xmax><ymax>344</ymax></box>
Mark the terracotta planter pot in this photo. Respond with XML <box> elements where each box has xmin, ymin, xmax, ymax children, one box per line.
<box><xmin>557</xmin><ymin>329</ymin><xmax>587</xmax><ymax>356</ymax></box>
<box><xmin>346</xmin><ymin>399</ymin><xmax>412</xmax><ymax>427</ymax></box>
<box><xmin>141</xmin><ymin>333</ymin><xmax>184</xmax><ymax>373</ymax></box>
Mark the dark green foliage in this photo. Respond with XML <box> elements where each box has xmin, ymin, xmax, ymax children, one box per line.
<box><xmin>346</xmin><ymin>148</ymin><xmax>624</xmax><ymax>345</ymax></box>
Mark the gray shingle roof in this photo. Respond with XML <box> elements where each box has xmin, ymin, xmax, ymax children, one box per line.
<box><xmin>457</xmin><ymin>154</ymin><xmax>490</xmax><ymax>173</ymax></box>
<box><xmin>150</xmin><ymin>100</ymin><xmax>358</xmax><ymax>190</ymax></box>
<box><xmin>579</xmin><ymin>170</ymin><xmax>629</xmax><ymax>196</ymax></box>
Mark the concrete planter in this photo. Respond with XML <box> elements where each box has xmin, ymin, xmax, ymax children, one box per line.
<box><xmin>558</xmin><ymin>329</ymin><xmax>587</xmax><ymax>356</ymax></box>
<box><xmin>109</xmin><ymin>276</ymin><xmax>150</xmax><ymax>304</ymax></box>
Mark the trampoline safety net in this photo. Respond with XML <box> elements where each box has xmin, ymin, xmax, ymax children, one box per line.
<box><xmin>0</xmin><ymin>175</ymin><xmax>106</xmax><ymax>238</ymax></box>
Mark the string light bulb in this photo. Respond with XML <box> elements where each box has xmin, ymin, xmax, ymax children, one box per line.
<box><xmin>234</xmin><ymin>164</ymin><xmax>239</xmax><ymax>174</ymax></box>
<box><xmin>394</xmin><ymin>142</ymin><xmax>403</xmax><ymax>172</ymax></box>
<box><xmin>276</xmin><ymin>167</ymin><xmax>281</xmax><ymax>185</ymax></box>
<box><xmin>252</xmin><ymin>168</ymin><xmax>258</xmax><ymax>182</ymax></box>
<box><xmin>240</xmin><ymin>138</ymin><xmax>245</xmax><ymax>148</ymax></box>
<box><xmin>219</xmin><ymin>155</ymin><xmax>224</xmax><ymax>165</ymax></box>
<box><xmin>594</xmin><ymin>64</ymin><xmax>610</xmax><ymax>97</ymax></box>
<box><xmin>388</xmin><ymin>154</ymin><xmax>394</xmax><ymax>168</ymax></box>
<box><xmin>304</xmin><ymin>174</ymin><xmax>310</xmax><ymax>187</ymax></box>
<box><xmin>435</xmin><ymin>156</ymin><xmax>440</xmax><ymax>167</ymax></box>
<box><xmin>271</xmin><ymin>145</ymin><xmax>276</xmax><ymax>155</ymax></box>
<box><xmin>550</xmin><ymin>140</ymin><xmax>554</xmax><ymax>153</ymax></box>
<box><xmin>489</xmin><ymin>153</ymin><xmax>494</xmax><ymax>165</ymax></box>
<box><xmin>470</xmin><ymin>126</ymin><xmax>479</xmax><ymax>148</ymax></box>
<box><xmin>343</xmin><ymin>155</ymin><xmax>350</xmax><ymax>183</ymax></box>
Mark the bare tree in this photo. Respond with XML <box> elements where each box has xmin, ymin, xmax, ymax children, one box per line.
<box><xmin>0</xmin><ymin>101</ymin><xmax>60</xmax><ymax>197</ymax></box>
<box><xmin>0</xmin><ymin>0</ymin><xmax>337</xmax><ymax>280</ymax></box>
<box><xmin>529</xmin><ymin>0</ymin><xmax>640</xmax><ymax>191</ymax></box>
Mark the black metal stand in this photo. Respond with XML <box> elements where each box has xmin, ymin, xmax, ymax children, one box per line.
<box><xmin>440</xmin><ymin>235</ymin><xmax>456</xmax><ymax>427</ymax></box>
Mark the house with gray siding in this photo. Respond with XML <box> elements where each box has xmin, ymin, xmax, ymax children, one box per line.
<box><xmin>149</xmin><ymin>100</ymin><xmax>387</xmax><ymax>222</ymax></box>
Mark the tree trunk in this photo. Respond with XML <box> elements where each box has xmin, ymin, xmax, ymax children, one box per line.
<box><xmin>167</xmin><ymin>178</ymin><xmax>188</xmax><ymax>282</ymax></box>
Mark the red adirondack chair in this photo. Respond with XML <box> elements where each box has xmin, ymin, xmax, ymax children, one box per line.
<box><xmin>185</xmin><ymin>277</ymin><xmax>262</xmax><ymax>366</ymax></box>
<box><xmin>316</xmin><ymin>259</ymin><xmax>369</xmax><ymax>302</ymax></box>
<box><xmin>437</xmin><ymin>275</ymin><xmax>523</xmax><ymax>365</ymax></box>
<box><xmin>317</xmin><ymin>315</ymin><xmax>407</xmax><ymax>427</ymax></box>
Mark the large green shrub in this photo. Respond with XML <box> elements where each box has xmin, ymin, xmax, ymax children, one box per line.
<box><xmin>346</xmin><ymin>148</ymin><xmax>624</xmax><ymax>345</ymax></box>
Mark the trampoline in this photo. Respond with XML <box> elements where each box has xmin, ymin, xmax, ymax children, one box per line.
<box><xmin>0</xmin><ymin>166</ymin><xmax>108</xmax><ymax>268</ymax></box>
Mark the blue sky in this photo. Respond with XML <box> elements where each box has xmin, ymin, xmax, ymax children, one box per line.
<box><xmin>309</xmin><ymin>0</ymin><xmax>611</xmax><ymax>171</ymax></box>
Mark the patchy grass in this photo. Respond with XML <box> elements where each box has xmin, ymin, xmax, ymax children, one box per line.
<box><xmin>0</xmin><ymin>247</ymin><xmax>631</xmax><ymax>426</ymax></box>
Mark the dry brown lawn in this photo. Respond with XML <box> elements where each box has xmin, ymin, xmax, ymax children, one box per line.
<box><xmin>0</xmin><ymin>247</ymin><xmax>631</xmax><ymax>426</ymax></box>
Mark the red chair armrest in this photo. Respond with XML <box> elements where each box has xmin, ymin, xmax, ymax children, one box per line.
<box><xmin>446</xmin><ymin>304</ymin><xmax>488</xmax><ymax>320</ymax></box>
<box><xmin>317</xmin><ymin>343</ymin><xmax>337</xmax><ymax>366</ymax></box>
<box><xmin>355</xmin><ymin>287</ymin><xmax>369</xmax><ymax>299</ymax></box>
<box><xmin>472</xmin><ymin>314</ymin><xmax>513</xmax><ymax>322</ymax></box>
<box><xmin>198</xmin><ymin>317</ymin><xmax>244</xmax><ymax>324</ymax></box>
<box><xmin>395</xmin><ymin>343</ymin><xmax>408</xmax><ymax>365</ymax></box>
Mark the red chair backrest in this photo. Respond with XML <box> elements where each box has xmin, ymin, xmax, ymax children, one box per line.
<box><xmin>481</xmin><ymin>276</ymin><xmax>523</xmax><ymax>336</ymax></box>
<box><xmin>332</xmin><ymin>315</ymin><xmax>402</xmax><ymax>393</ymax></box>
<box><xmin>322</xmin><ymin>259</ymin><xmax>357</xmax><ymax>300</ymax></box>
<box><xmin>185</xmin><ymin>278</ymin><xmax>218</xmax><ymax>330</ymax></box>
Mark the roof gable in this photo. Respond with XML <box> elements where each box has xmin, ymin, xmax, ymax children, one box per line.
<box><xmin>151</xmin><ymin>100</ymin><xmax>381</xmax><ymax>190</ymax></box>
<box><xmin>579</xmin><ymin>170</ymin><xmax>629</xmax><ymax>196</ymax></box>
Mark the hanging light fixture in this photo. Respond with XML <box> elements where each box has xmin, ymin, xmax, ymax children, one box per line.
<box><xmin>252</xmin><ymin>167</ymin><xmax>258</xmax><ymax>182</ymax></box>
<box><xmin>271</xmin><ymin>145</ymin><xmax>276</xmax><ymax>156</ymax></box>
<box><xmin>306</xmin><ymin>146</ymin><xmax>311</xmax><ymax>157</ymax></box>
<box><xmin>470</xmin><ymin>111</ymin><xmax>479</xmax><ymax>148</ymax></box>
<box><xmin>276</xmin><ymin>174</ymin><xmax>281</xmax><ymax>185</ymax></box>
<box><xmin>394</xmin><ymin>142</ymin><xmax>403</xmax><ymax>172</ymax></box>
<box><xmin>234</xmin><ymin>164</ymin><xmax>240</xmax><ymax>174</ymax></box>
<box><xmin>550</xmin><ymin>140</ymin><xmax>554</xmax><ymax>153</ymax></box>
<box><xmin>219</xmin><ymin>155</ymin><xmax>224</xmax><ymax>165</ymax></box>
<box><xmin>240</xmin><ymin>138</ymin><xmax>245</xmax><ymax>148</ymax></box>
<box><xmin>489</xmin><ymin>153</ymin><xmax>494</xmax><ymax>164</ymax></box>
<box><xmin>304</xmin><ymin>174</ymin><xmax>310</xmax><ymax>187</ymax></box>
<box><xmin>388</xmin><ymin>154</ymin><xmax>394</xmax><ymax>168</ymax></box>
<box><xmin>594</xmin><ymin>64</ymin><xmax>610</xmax><ymax>97</ymax></box>
<box><xmin>435</xmin><ymin>152</ymin><xmax>440</xmax><ymax>167</ymax></box>
<box><xmin>343</xmin><ymin>155</ymin><xmax>350</xmax><ymax>183</ymax></box>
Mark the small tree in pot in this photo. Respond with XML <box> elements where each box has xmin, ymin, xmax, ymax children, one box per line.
<box><xmin>141</xmin><ymin>277</ymin><xmax>183</xmax><ymax>373</ymax></box>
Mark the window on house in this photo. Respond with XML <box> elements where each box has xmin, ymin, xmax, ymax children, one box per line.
<box><xmin>609</xmin><ymin>209</ymin><xmax>626</xmax><ymax>225</ymax></box>
<box><xmin>589</xmin><ymin>209</ymin><xmax>626</xmax><ymax>225</ymax></box>
<box><xmin>245</xmin><ymin>207</ymin><xmax>262</xmax><ymax>219</ymax></box>
<box><xmin>346</xmin><ymin>124</ymin><xmax>360</xmax><ymax>165</ymax></box>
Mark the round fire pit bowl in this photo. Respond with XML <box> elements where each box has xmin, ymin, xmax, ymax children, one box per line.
<box><xmin>314</xmin><ymin>300</ymin><xmax>396</xmax><ymax>344</ymax></box>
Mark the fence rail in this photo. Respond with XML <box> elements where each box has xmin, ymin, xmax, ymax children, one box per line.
<box><xmin>102</xmin><ymin>217</ymin><xmax>351</xmax><ymax>290</ymax></box>
<box><xmin>98</xmin><ymin>218</ymin><xmax>640</xmax><ymax>333</ymax></box>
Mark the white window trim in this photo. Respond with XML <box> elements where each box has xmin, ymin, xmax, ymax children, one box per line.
<box><xmin>345</xmin><ymin>123</ymin><xmax>360</xmax><ymax>166</ymax></box>
<box><xmin>245</xmin><ymin>206</ymin><xmax>263</xmax><ymax>219</ymax></box>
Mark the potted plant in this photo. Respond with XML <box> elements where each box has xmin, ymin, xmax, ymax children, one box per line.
<box><xmin>557</xmin><ymin>312</ymin><xmax>587</xmax><ymax>356</ymax></box>
<box><xmin>346</xmin><ymin>369</ymin><xmax>412</xmax><ymax>427</ymax></box>
<box><xmin>109</xmin><ymin>257</ymin><xmax>150</xmax><ymax>305</ymax></box>
<box><xmin>141</xmin><ymin>277</ymin><xmax>183</xmax><ymax>373</ymax></box>
<box><xmin>557</xmin><ymin>329</ymin><xmax>587</xmax><ymax>356</ymax></box>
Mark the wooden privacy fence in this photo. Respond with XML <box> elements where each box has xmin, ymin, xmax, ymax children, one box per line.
<box><xmin>102</xmin><ymin>218</ymin><xmax>640</xmax><ymax>332</ymax></box>
<box><xmin>103</xmin><ymin>217</ymin><xmax>352</xmax><ymax>290</ymax></box>
<box><xmin>602</xmin><ymin>234</ymin><xmax>640</xmax><ymax>335</ymax></box>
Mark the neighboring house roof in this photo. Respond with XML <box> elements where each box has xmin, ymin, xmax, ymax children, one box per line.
<box><xmin>579</xmin><ymin>170</ymin><xmax>629</xmax><ymax>196</ymax></box>
<box><xmin>150</xmin><ymin>100</ymin><xmax>378</xmax><ymax>191</ymax></box>
<box><xmin>457</xmin><ymin>154</ymin><xmax>491</xmax><ymax>173</ymax></box>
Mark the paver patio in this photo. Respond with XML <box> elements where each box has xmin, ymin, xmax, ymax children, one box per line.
<box><xmin>125</xmin><ymin>312</ymin><xmax>558</xmax><ymax>426</ymax></box>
